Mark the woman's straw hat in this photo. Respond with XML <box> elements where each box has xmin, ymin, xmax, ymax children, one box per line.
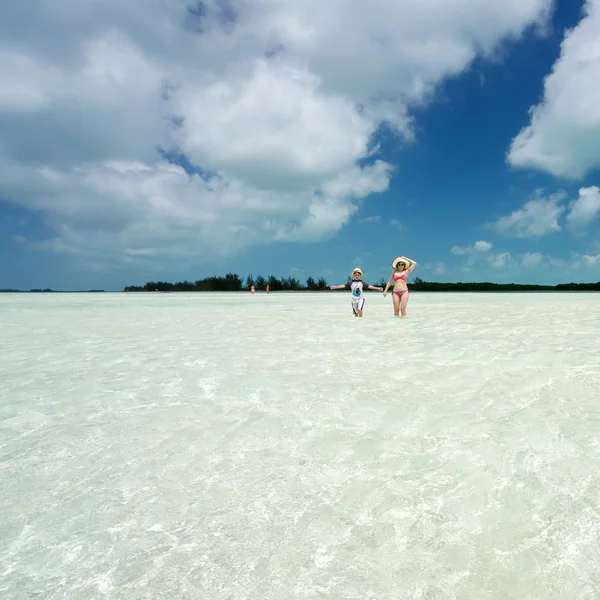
<box><xmin>392</xmin><ymin>256</ymin><xmax>412</xmax><ymax>270</ymax></box>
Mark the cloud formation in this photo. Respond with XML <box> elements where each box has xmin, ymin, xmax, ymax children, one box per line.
<box><xmin>490</xmin><ymin>187</ymin><xmax>600</xmax><ymax>241</ymax></box>
<box><xmin>450</xmin><ymin>239</ymin><xmax>515</xmax><ymax>271</ymax></box>
<box><xmin>451</xmin><ymin>240</ymin><xmax>493</xmax><ymax>255</ymax></box>
<box><xmin>582</xmin><ymin>253</ymin><xmax>600</xmax><ymax>266</ymax></box>
<box><xmin>507</xmin><ymin>0</ymin><xmax>600</xmax><ymax>179</ymax></box>
<box><xmin>566</xmin><ymin>186</ymin><xmax>600</xmax><ymax>233</ymax></box>
<box><xmin>449</xmin><ymin>246</ymin><xmax>600</xmax><ymax>277</ymax></box>
<box><xmin>0</xmin><ymin>0</ymin><xmax>553</xmax><ymax>267</ymax></box>
<box><xmin>521</xmin><ymin>252</ymin><xmax>544</xmax><ymax>268</ymax></box>
<box><xmin>491</xmin><ymin>191</ymin><xmax>567</xmax><ymax>238</ymax></box>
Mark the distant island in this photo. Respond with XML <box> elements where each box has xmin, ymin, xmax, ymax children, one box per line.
<box><xmin>3</xmin><ymin>273</ymin><xmax>599</xmax><ymax>293</ymax></box>
<box><xmin>122</xmin><ymin>273</ymin><xmax>600</xmax><ymax>292</ymax></box>
<box><xmin>0</xmin><ymin>289</ymin><xmax>105</xmax><ymax>293</ymax></box>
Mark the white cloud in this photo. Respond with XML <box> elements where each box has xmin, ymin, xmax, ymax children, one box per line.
<box><xmin>321</xmin><ymin>161</ymin><xmax>392</xmax><ymax>200</ymax></box>
<box><xmin>451</xmin><ymin>239</ymin><xmax>514</xmax><ymax>271</ymax></box>
<box><xmin>474</xmin><ymin>240</ymin><xmax>493</xmax><ymax>252</ymax></box>
<box><xmin>451</xmin><ymin>240</ymin><xmax>493</xmax><ymax>254</ymax></box>
<box><xmin>359</xmin><ymin>215</ymin><xmax>381</xmax><ymax>224</ymax></box>
<box><xmin>582</xmin><ymin>253</ymin><xmax>600</xmax><ymax>266</ymax></box>
<box><xmin>489</xmin><ymin>251</ymin><xmax>512</xmax><ymax>269</ymax></box>
<box><xmin>175</xmin><ymin>58</ymin><xmax>376</xmax><ymax>188</ymax></box>
<box><xmin>430</xmin><ymin>262</ymin><xmax>447</xmax><ymax>276</ymax></box>
<box><xmin>560</xmin><ymin>251</ymin><xmax>600</xmax><ymax>270</ymax></box>
<box><xmin>389</xmin><ymin>218</ymin><xmax>403</xmax><ymax>230</ymax></box>
<box><xmin>449</xmin><ymin>243</ymin><xmax>600</xmax><ymax>276</ymax></box>
<box><xmin>450</xmin><ymin>245</ymin><xmax>469</xmax><ymax>255</ymax></box>
<box><xmin>522</xmin><ymin>252</ymin><xmax>544</xmax><ymax>268</ymax></box>
<box><xmin>547</xmin><ymin>255</ymin><xmax>569</xmax><ymax>269</ymax></box>
<box><xmin>9</xmin><ymin>160</ymin><xmax>390</xmax><ymax>268</ymax></box>
<box><xmin>507</xmin><ymin>0</ymin><xmax>600</xmax><ymax>179</ymax></box>
<box><xmin>491</xmin><ymin>190</ymin><xmax>566</xmax><ymax>238</ymax></box>
<box><xmin>566</xmin><ymin>186</ymin><xmax>600</xmax><ymax>232</ymax></box>
<box><xmin>0</xmin><ymin>0</ymin><xmax>553</xmax><ymax>266</ymax></box>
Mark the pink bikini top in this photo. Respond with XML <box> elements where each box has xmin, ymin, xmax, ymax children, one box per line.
<box><xmin>394</xmin><ymin>272</ymin><xmax>407</xmax><ymax>281</ymax></box>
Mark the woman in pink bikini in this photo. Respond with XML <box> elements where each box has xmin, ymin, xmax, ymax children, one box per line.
<box><xmin>383</xmin><ymin>256</ymin><xmax>417</xmax><ymax>317</ymax></box>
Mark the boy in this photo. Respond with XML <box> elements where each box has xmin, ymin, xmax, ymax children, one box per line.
<box><xmin>329</xmin><ymin>267</ymin><xmax>383</xmax><ymax>317</ymax></box>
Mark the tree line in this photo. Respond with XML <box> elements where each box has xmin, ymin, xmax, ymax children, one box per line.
<box><xmin>0</xmin><ymin>288</ymin><xmax>106</xmax><ymax>293</ymax></box>
<box><xmin>124</xmin><ymin>273</ymin><xmax>329</xmax><ymax>292</ymax></box>
<box><xmin>123</xmin><ymin>274</ymin><xmax>600</xmax><ymax>292</ymax></box>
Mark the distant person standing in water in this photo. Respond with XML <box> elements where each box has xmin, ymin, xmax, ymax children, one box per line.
<box><xmin>266</xmin><ymin>284</ymin><xmax>270</xmax><ymax>294</ymax></box>
<box><xmin>330</xmin><ymin>267</ymin><xmax>383</xmax><ymax>317</ymax></box>
<box><xmin>251</xmin><ymin>284</ymin><xmax>255</xmax><ymax>295</ymax></box>
<box><xmin>383</xmin><ymin>256</ymin><xmax>417</xmax><ymax>317</ymax></box>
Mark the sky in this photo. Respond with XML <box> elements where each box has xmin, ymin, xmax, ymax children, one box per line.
<box><xmin>1</xmin><ymin>0</ymin><xmax>600</xmax><ymax>290</ymax></box>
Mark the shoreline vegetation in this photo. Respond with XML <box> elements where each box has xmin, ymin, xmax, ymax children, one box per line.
<box><xmin>124</xmin><ymin>273</ymin><xmax>600</xmax><ymax>292</ymax></box>
<box><xmin>2</xmin><ymin>274</ymin><xmax>600</xmax><ymax>293</ymax></box>
<box><xmin>0</xmin><ymin>289</ymin><xmax>107</xmax><ymax>293</ymax></box>
<box><xmin>126</xmin><ymin>273</ymin><xmax>600</xmax><ymax>291</ymax></box>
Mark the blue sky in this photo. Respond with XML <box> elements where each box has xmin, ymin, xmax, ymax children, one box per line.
<box><xmin>1</xmin><ymin>0</ymin><xmax>599</xmax><ymax>290</ymax></box>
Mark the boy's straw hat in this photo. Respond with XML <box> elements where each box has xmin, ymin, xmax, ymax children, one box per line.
<box><xmin>352</xmin><ymin>267</ymin><xmax>363</xmax><ymax>276</ymax></box>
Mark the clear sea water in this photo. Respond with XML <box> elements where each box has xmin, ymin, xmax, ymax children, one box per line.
<box><xmin>1</xmin><ymin>291</ymin><xmax>600</xmax><ymax>599</ymax></box>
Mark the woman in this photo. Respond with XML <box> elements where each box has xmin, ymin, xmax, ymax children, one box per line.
<box><xmin>383</xmin><ymin>256</ymin><xmax>417</xmax><ymax>317</ymax></box>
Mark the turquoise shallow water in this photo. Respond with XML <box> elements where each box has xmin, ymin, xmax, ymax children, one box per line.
<box><xmin>1</xmin><ymin>292</ymin><xmax>600</xmax><ymax>599</ymax></box>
